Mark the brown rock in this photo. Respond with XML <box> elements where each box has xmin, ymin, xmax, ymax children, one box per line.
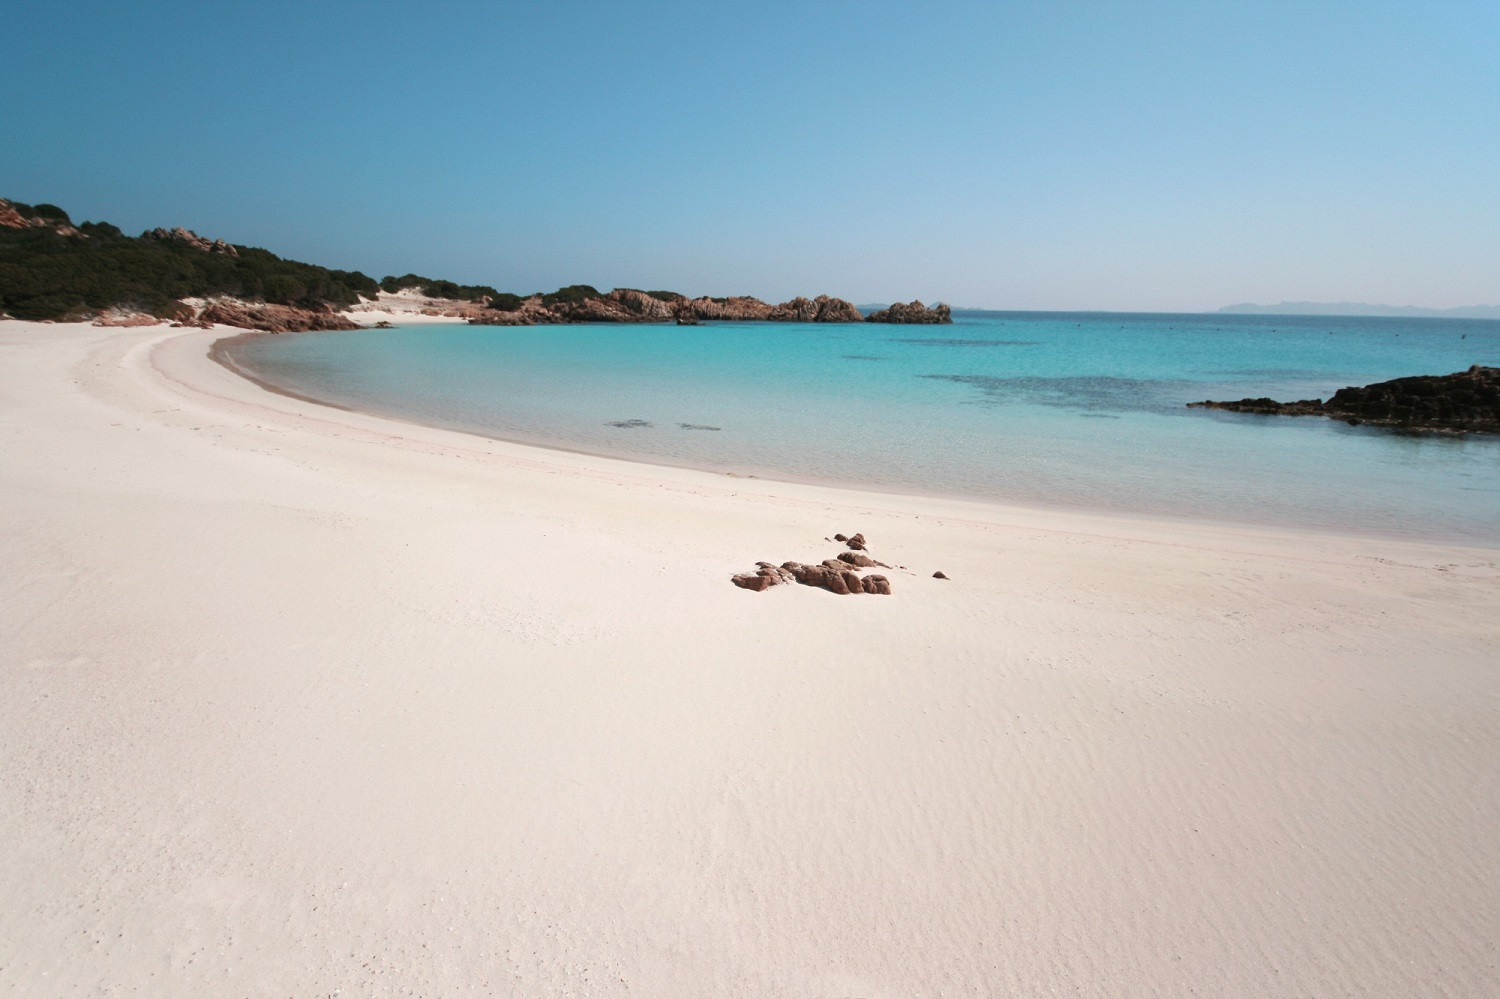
<box><xmin>812</xmin><ymin>295</ymin><xmax>865</xmax><ymax>322</ymax></box>
<box><xmin>0</xmin><ymin>200</ymin><xmax>28</xmax><ymax>229</ymax></box>
<box><xmin>865</xmin><ymin>300</ymin><xmax>952</xmax><ymax>324</ymax></box>
<box><xmin>142</xmin><ymin>226</ymin><xmax>239</xmax><ymax>256</ymax></box>
<box><xmin>846</xmin><ymin>533</ymin><xmax>867</xmax><ymax>551</ymax></box>
<box><xmin>198</xmin><ymin>300</ymin><xmax>360</xmax><ymax>333</ymax></box>
<box><xmin>933</xmin><ymin>571</ymin><xmax>949</xmax><ymax>579</ymax></box>
<box><xmin>862</xmin><ymin>575</ymin><xmax>892</xmax><ymax>595</ymax></box>
<box><xmin>837</xmin><ymin>551</ymin><xmax>875</xmax><ymax>567</ymax></box>
<box><xmin>731</xmin><ymin>562</ymin><xmax>796</xmax><ymax>591</ymax></box>
<box><xmin>834</xmin><ymin>533</ymin><xmax>848</xmax><ymax>542</ymax></box>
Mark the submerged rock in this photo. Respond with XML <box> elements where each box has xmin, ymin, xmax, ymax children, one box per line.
<box><xmin>1188</xmin><ymin>365</ymin><xmax>1500</xmax><ymax>432</ymax></box>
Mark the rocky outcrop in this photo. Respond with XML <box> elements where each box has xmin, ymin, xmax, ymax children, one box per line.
<box><xmin>142</xmin><ymin>226</ymin><xmax>239</xmax><ymax>256</ymax></box>
<box><xmin>731</xmin><ymin>562</ymin><xmax>797</xmax><ymax>591</ymax></box>
<box><xmin>1188</xmin><ymin>366</ymin><xmax>1500</xmax><ymax>433</ymax></box>
<box><xmin>0</xmin><ymin>200</ymin><xmax>30</xmax><ymax>230</ymax></box>
<box><xmin>472</xmin><ymin>290</ymin><xmax>865</xmax><ymax>326</ymax></box>
<box><xmin>91</xmin><ymin>309</ymin><xmax>163</xmax><ymax>328</ymax></box>
<box><xmin>865</xmin><ymin>300</ymin><xmax>952</xmax><ymax>324</ymax></box>
<box><xmin>0</xmin><ymin>198</ymin><xmax>80</xmax><ymax>237</ymax></box>
<box><xmin>731</xmin><ymin>533</ymin><xmax>894</xmax><ymax>595</ymax></box>
<box><xmin>198</xmin><ymin>300</ymin><xmax>361</xmax><ymax>333</ymax></box>
<box><xmin>764</xmin><ymin>295</ymin><xmax>866</xmax><ymax>323</ymax></box>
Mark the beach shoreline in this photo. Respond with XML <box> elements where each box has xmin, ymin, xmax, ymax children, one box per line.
<box><xmin>2</xmin><ymin>319</ymin><xmax>1497</xmax><ymax>996</ymax></box>
<box><xmin>213</xmin><ymin>322</ymin><xmax>1500</xmax><ymax>549</ymax></box>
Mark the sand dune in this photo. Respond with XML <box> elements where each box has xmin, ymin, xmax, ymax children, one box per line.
<box><xmin>1</xmin><ymin>320</ymin><xmax>1496</xmax><ymax>996</ymax></box>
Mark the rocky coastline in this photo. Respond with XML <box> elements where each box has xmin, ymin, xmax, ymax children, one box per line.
<box><xmin>1188</xmin><ymin>365</ymin><xmax>1500</xmax><ymax>433</ymax></box>
<box><xmin>865</xmin><ymin>300</ymin><xmax>952</xmax><ymax>324</ymax></box>
<box><xmin>3</xmin><ymin>195</ymin><xmax>954</xmax><ymax>328</ymax></box>
<box><xmin>468</xmin><ymin>290</ymin><xmax>949</xmax><ymax>326</ymax></box>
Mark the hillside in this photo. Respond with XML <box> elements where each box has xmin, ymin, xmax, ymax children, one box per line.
<box><xmin>1</xmin><ymin>197</ymin><xmax>949</xmax><ymax>326</ymax></box>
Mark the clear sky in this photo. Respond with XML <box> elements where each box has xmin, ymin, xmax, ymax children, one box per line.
<box><xmin>4</xmin><ymin>0</ymin><xmax>1496</xmax><ymax>310</ymax></box>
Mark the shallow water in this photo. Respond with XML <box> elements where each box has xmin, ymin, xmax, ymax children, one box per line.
<box><xmin>227</xmin><ymin>311</ymin><xmax>1500</xmax><ymax>544</ymax></box>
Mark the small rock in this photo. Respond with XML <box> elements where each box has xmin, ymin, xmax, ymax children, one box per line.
<box><xmin>862</xmin><ymin>575</ymin><xmax>892</xmax><ymax>595</ymax></box>
<box><xmin>838</xmin><ymin>551</ymin><xmax>875</xmax><ymax>567</ymax></box>
<box><xmin>933</xmin><ymin>571</ymin><xmax>948</xmax><ymax>580</ymax></box>
<box><xmin>846</xmin><ymin>533</ymin><xmax>867</xmax><ymax>551</ymax></box>
<box><xmin>834</xmin><ymin>534</ymin><xmax>848</xmax><ymax>542</ymax></box>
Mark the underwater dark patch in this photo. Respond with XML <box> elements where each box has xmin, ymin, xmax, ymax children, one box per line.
<box><xmin>920</xmin><ymin>374</ymin><xmax>1196</xmax><ymax>414</ymax></box>
<box><xmin>891</xmin><ymin>338</ymin><xmax>1039</xmax><ymax>347</ymax></box>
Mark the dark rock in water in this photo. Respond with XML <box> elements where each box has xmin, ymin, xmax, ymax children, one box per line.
<box><xmin>862</xmin><ymin>575</ymin><xmax>892</xmax><ymax>595</ymax></box>
<box><xmin>1188</xmin><ymin>366</ymin><xmax>1500</xmax><ymax>432</ymax></box>
<box><xmin>606</xmin><ymin>419</ymin><xmax>653</xmax><ymax>428</ymax></box>
<box><xmin>678</xmin><ymin>423</ymin><xmax>721</xmax><ymax>431</ymax></box>
<box><xmin>933</xmin><ymin>571</ymin><xmax>949</xmax><ymax>580</ymax></box>
<box><xmin>865</xmin><ymin>300</ymin><xmax>952</xmax><ymax>324</ymax></box>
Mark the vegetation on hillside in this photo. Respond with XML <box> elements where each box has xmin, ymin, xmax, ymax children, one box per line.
<box><xmin>377</xmin><ymin>273</ymin><xmax>501</xmax><ymax>303</ymax></box>
<box><xmin>0</xmin><ymin>197</ymin><xmax>763</xmax><ymax>324</ymax></box>
<box><xmin>0</xmin><ymin>199</ymin><xmax>383</xmax><ymax>321</ymax></box>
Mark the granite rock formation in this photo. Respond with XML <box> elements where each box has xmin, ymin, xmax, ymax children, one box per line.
<box><xmin>142</xmin><ymin>226</ymin><xmax>239</xmax><ymax>256</ymax></box>
<box><xmin>866</xmin><ymin>300</ymin><xmax>952</xmax><ymax>324</ymax></box>
<box><xmin>474</xmin><ymin>290</ymin><xmax>867</xmax><ymax>326</ymax></box>
<box><xmin>731</xmin><ymin>534</ymin><xmax>894</xmax><ymax>595</ymax></box>
<box><xmin>1188</xmin><ymin>365</ymin><xmax>1500</xmax><ymax>433</ymax></box>
<box><xmin>198</xmin><ymin>300</ymin><xmax>361</xmax><ymax>333</ymax></box>
<box><xmin>0</xmin><ymin>198</ymin><xmax>80</xmax><ymax>237</ymax></box>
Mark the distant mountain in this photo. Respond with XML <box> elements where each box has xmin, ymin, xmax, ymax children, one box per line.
<box><xmin>1220</xmin><ymin>301</ymin><xmax>1500</xmax><ymax>320</ymax></box>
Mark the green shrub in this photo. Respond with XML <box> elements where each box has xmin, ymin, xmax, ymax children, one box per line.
<box><xmin>540</xmin><ymin>284</ymin><xmax>600</xmax><ymax>306</ymax></box>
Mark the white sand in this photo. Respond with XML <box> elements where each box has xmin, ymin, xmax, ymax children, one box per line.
<box><xmin>2</xmin><ymin>320</ymin><xmax>1497</xmax><ymax>997</ymax></box>
<box><xmin>344</xmin><ymin>289</ymin><xmax>482</xmax><ymax>325</ymax></box>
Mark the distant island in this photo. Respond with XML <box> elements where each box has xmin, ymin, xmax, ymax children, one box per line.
<box><xmin>1220</xmin><ymin>301</ymin><xmax>1500</xmax><ymax>320</ymax></box>
<box><xmin>0</xmin><ymin>197</ymin><xmax>950</xmax><ymax>329</ymax></box>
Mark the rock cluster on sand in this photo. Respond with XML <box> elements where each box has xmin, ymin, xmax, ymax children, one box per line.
<box><xmin>1189</xmin><ymin>365</ymin><xmax>1500</xmax><ymax>433</ymax></box>
<box><xmin>865</xmin><ymin>300</ymin><xmax>952</xmax><ymax>324</ymax></box>
<box><xmin>732</xmin><ymin>532</ymin><xmax>893</xmax><ymax>595</ymax></box>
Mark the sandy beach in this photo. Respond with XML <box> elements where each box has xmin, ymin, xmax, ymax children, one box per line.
<box><xmin>2</xmin><ymin>319</ymin><xmax>1497</xmax><ymax>996</ymax></box>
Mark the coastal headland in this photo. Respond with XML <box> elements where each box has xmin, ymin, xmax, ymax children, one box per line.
<box><xmin>0</xmin><ymin>197</ymin><xmax>951</xmax><ymax>330</ymax></box>
<box><xmin>1</xmin><ymin>317</ymin><xmax>1496</xmax><ymax>995</ymax></box>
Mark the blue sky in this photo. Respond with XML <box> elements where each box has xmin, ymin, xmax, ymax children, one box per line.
<box><xmin>4</xmin><ymin>0</ymin><xmax>1496</xmax><ymax>310</ymax></box>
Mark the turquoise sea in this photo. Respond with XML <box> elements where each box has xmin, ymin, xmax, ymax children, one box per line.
<box><xmin>227</xmin><ymin>311</ymin><xmax>1500</xmax><ymax>545</ymax></box>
